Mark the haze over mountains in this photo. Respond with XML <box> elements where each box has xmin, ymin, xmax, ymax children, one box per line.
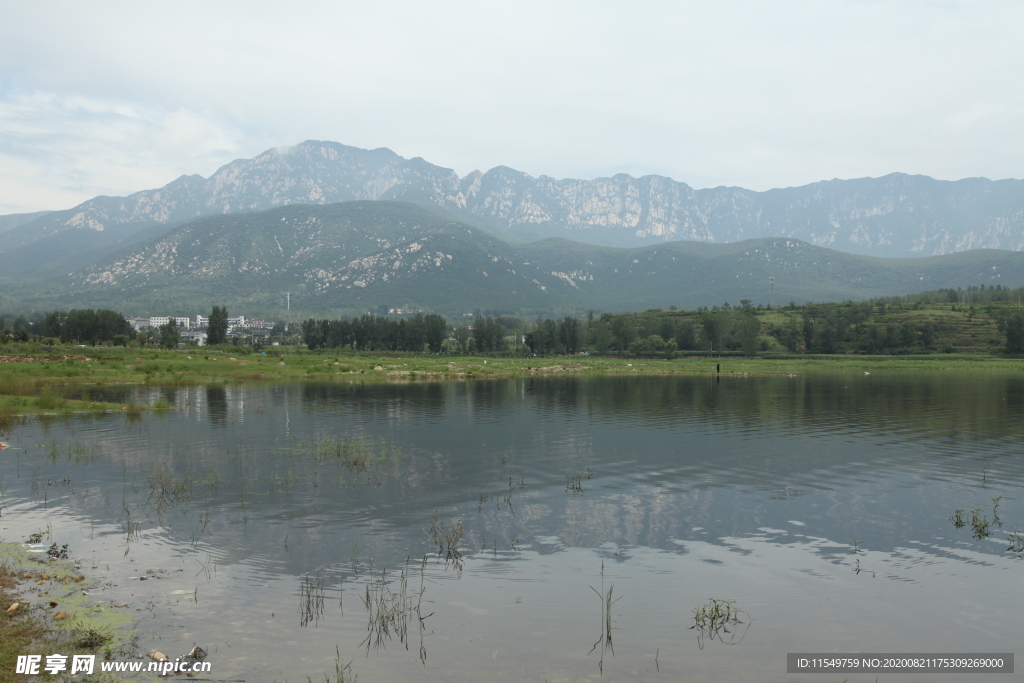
<box><xmin>15</xmin><ymin>201</ymin><xmax>1023</xmax><ymax>317</ymax></box>
<box><xmin>2</xmin><ymin>140</ymin><xmax>1023</xmax><ymax>316</ymax></box>
<box><xmin>5</xmin><ymin>140</ymin><xmax>1024</xmax><ymax>260</ymax></box>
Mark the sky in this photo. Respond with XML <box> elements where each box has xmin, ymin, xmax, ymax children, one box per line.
<box><xmin>1</xmin><ymin>0</ymin><xmax>1022</xmax><ymax>214</ymax></box>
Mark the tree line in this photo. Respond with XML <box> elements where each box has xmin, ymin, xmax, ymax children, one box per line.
<box><xmin>4</xmin><ymin>295</ymin><xmax>1023</xmax><ymax>356</ymax></box>
<box><xmin>42</xmin><ymin>309</ymin><xmax>133</xmax><ymax>345</ymax></box>
<box><xmin>303</xmin><ymin>297</ymin><xmax>1024</xmax><ymax>356</ymax></box>
<box><xmin>302</xmin><ymin>313</ymin><xmax>448</xmax><ymax>352</ymax></box>
<box><xmin>0</xmin><ymin>306</ymin><xmax>236</xmax><ymax>348</ymax></box>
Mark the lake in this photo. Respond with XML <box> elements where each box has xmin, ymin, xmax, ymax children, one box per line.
<box><xmin>1</xmin><ymin>370</ymin><xmax>1022</xmax><ymax>682</ymax></box>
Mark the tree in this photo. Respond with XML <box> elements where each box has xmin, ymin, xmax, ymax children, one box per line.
<box><xmin>423</xmin><ymin>314</ymin><xmax>447</xmax><ymax>353</ymax></box>
<box><xmin>900</xmin><ymin>321</ymin><xmax>918</xmax><ymax>347</ymax></box>
<box><xmin>700</xmin><ymin>311</ymin><xmax>728</xmax><ymax>354</ymax></box>
<box><xmin>208</xmin><ymin>306</ymin><xmax>229</xmax><ymax>345</ymax></box>
<box><xmin>663</xmin><ymin>338</ymin><xmax>678</xmax><ymax>359</ymax></box>
<box><xmin>674</xmin><ymin>321</ymin><xmax>696</xmax><ymax>350</ymax></box>
<box><xmin>628</xmin><ymin>334</ymin><xmax>666</xmax><ymax>358</ymax></box>
<box><xmin>451</xmin><ymin>326</ymin><xmax>472</xmax><ymax>353</ymax></box>
<box><xmin>159</xmin><ymin>320</ymin><xmax>180</xmax><ymax>349</ymax></box>
<box><xmin>526</xmin><ymin>318</ymin><xmax>559</xmax><ymax>355</ymax></box>
<box><xmin>737</xmin><ymin>313</ymin><xmax>761</xmax><ymax>357</ymax></box>
<box><xmin>302</xmin><ymin>319</ymin><xmax>324</xmax><ymax>350</ymax></box>
<box><xmin>45</xmin><ymin>309</ymin><xmax>130</xmax><ymax>344</ymax></box>
<box><xmin>610</xmin><ymin>316</ymin><xmax>638</xmax><ymax>355</ymax></box>
<box><xmin>44</xmin><ymin>311</ymin><xmax>68</xmax><ymax>339</ymax></box>
<box><xmin>559</xmin><ymin>316</ymin><xmax>582</xmax><ymax>354</ymax></box>
<box><xmin>472</xmin><ymin>317</ymin><xmax>505</xmax><ymax>353</ymax></box>
<box><xmin>1005</xmin><ymin>312</ymin><xmax>1024</xmax><ymax>354</ymax></box>
<box><xmin>921</xmin><ymin>321</ymin><xmax>936</xmax><ymax>349</ymax></box>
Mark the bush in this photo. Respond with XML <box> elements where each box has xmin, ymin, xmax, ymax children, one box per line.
<box><xmin>36</xmin><ymin>389</ymin><xmax>65</xmax><ymax>410</ymax></box>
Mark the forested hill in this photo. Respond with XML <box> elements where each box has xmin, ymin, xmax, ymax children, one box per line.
<box><xmin>4</xmin><ymin>200</ymin><xmax>1020</xmax><ymax>317</ymax></box>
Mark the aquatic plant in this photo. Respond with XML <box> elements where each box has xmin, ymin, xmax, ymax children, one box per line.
<box><xmin>427</xmin><ymin>512</ymin><xmax>464</xmax><ymax>569</ymax></box>
<box><xmin>359</xmin><ymin>558</ymin><xmax>431</xmax><ymax>663</ymax></box>
<box><xmin>970</xmin><ymin>509</ymin><xmax>992</xmax><ymax>539</ymax></box>
<box><xmin>124</xmin><ymin>400</ymin><xmax>143</xmax><ymax>420</ymax></box>
<box><xmin>120</xmin><ymin>506</ymin><xmax>141</xmax><ymax>551</ymax></box>
<box><xmin>852</xmin><ymin>558</ymin><xmax>876</xmax><ymax>577</ymax></box>
<box><xmin>74</xmin><ymin>628</ymin><xmax>112</xmax><ymax>649</ymax></box>
<box><xmin>954</xmin><ymin>496</ymin><xmax>1024</xmax><ymax>558</ymax></box>
<box><xmin>588</xmin><ymin>562</ymin><xmax>619</xmax><ymax>675</ymax></box>
<box><xmin>591</xmin><ymin>582</ymin><xmax>618</xmax><ymax>646</ymax></box>
<box><xmin>361</xmin><ymin>564</ymin><xmax>410</xmax><ymax>652</ymax></box>
<box><xmin>308</xmin><ymin>646</ymin><xmax>357</xmax><ymax>683</ymax></box>
<box><xmin>312</xmin><ymin>434</ymin><xmax>399</xmax><ymax>481</ymax></box>
<box><xmin>299</xmin><ymin>573</ymin><xmax>326</xmax><ymax>627</ymax></box>
<box><xmin>689</xmin><ymin>598</ymin><xmax>751</xmax><ymax>649</ymax></box>
<box><xmin>566</xmin><ymin>467</ymin><xmax>594</xmax><ymax>494</ymax></box>
<box><xmin>67</xmin><ymin>441</ymin><xmax>99</xmax><ymax>463</ymax></box>
<box><xmin>496</xmin><ymin>475</ymin><xmax>527</xmax><ymax>513</ymax></box>
<box><xmin>146</xmin><ymin>464</ymin><xmax>194</xmax><ymax>511</ymax></box>
<box><xmin>36</xmin><ymin>388</ymin><xmax>65</xmax><ymax>411</ymax></box>
<box><xmin>151</xmin><ymin>397</ymin><xmax>174</xmax><ymax>413</ymax></box>
<box><xmin>1007</xmin><ymin>531</ymin><xmax>1024</xmax><ymax>557</ymax></box>
<box><xmin>0</xmin><ymin>407</ymin><xmax>23</xmax><ymax>435</ymax></box>
<box><xmin>47</xmin><ymin>543</ymin><xmax>69</xmax><ymax>559</ymax></box>
<box><xmin>194</xmin><ymin>553</ymin><xmax>217</xmax><ymax>581</ymax></box>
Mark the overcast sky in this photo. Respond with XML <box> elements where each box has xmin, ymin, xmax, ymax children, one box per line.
<box><xmin>1</xmin><ymin>0</ymin><xmax>1021</xmax><ymax>214</ymax></box>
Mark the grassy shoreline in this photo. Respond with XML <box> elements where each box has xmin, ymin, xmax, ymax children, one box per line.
<box><xmin>1</xmin><ymin>342</ymin><xmax>1021</xmax><ymax>418</ymax></box>
<box><xmin>0</xmin><ymin>541</ymin><xmax>137</xmax><ymax>683</ymax></box>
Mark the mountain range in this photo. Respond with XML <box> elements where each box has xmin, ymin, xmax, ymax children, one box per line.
<box><xmin>4</xmin><ymin>140</ymin><xmax>1024</xmax><ymax>262</ymax></box>
<box><xmin>6</xmin><ymin>200</ymin><xmax>1015</xmax><ymax>318</ymax></box>
<box><xmin>2</xmin><ymin>141</ymin><xmax>1023</xmax><ymax>316</ymax></box>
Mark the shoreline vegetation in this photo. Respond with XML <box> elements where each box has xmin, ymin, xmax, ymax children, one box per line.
<box><xmin>1</xmin><ymin>286</ymin><xmax>1022</xmax><ymax>419</ymax></box>
<box><xmin>0</xmin><ymin>541</ymin><xmax>136</xmax><ymax>683</ymax></box>
<box><xmin>0</xmin><ymin>341</ymin><xmax>1020</xmax><ymax>420</ymax></box>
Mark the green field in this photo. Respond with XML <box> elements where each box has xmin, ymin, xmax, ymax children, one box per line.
<box><xmin>2</xmin><ymin>340</ymin><xmax>1021</xmax><ymax>423</ymax></box>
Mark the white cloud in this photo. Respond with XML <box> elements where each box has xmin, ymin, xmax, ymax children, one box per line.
<box><xmin>1</xmin><ymin>0</ymin><xmax>1022</xmax><ymax>212</ymax></box>
<box><xmin>0</xmin><ymin>93</ymin><xmax>259</xmax><ymax>212</ymax></box>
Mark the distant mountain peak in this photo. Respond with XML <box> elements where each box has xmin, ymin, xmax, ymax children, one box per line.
<box><xmin>3</xmin><ymin>141</ymin><xmax>1023</xmax><ymax>264</ymax></box>
<box><xmin>61</xmin><ymin>200</ymin><xmax>1024</xmax><ymax>316</ymax></box>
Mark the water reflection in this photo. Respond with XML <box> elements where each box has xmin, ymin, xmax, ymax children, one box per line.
<box><xmin>1</xmin><ymin>373</ymin><xmax>1022</xmax><ymax>682</ymax></box>
<box><xmin>205</xmin><ymin>385</ymin><xmax>228</xmax><ymax>427</ymax></box>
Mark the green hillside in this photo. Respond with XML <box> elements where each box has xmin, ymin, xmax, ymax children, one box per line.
<box><xmin>3</xmin><ymin>200</ymin><xmax>1024</xmax><ymax>318</ymax></box>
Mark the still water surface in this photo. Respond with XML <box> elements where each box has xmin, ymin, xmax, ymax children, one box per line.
<box><xmin>1</xmin><ymin>372</ymin><xmax>1022</xmax><ymax>682</ymax></box>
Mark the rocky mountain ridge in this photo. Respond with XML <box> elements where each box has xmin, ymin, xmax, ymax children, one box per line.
<box><xmin>3</xmin><ymin>141</ymin><xmax>1023</xmax><ymax>261</ymax></box>
<box><xmin>49</xmin><ymin>201</ymin><xmax>1024</xmax><ymax>316</ymax></box>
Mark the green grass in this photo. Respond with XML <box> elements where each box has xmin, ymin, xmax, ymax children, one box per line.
<box><xmin>1</xmin><ymin>341</ymin><xmax>1021</xmax><ymax>419</ymax></box>
<box><xmin>0</xmin><ymin>561</ymin><xmax>47</xmax><ymax>683</ymax></box>
<box><xmin>0</xmin><ymin>543</ymin><xmax>136</xmax><ymax>683</ymax></box>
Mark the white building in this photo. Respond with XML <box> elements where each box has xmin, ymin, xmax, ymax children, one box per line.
<box><xmin>149</xmin><ymin>316</ymin><xmax>189</xmax><ymax>329</ymax></box>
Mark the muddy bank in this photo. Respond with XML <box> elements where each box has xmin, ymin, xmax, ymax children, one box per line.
<box><xmin>0</xmin><ymin>540</ymin><xmax>137</xmax><ymax>677</ymax></box>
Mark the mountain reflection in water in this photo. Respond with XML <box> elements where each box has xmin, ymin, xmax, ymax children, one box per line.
<box><xmin>1</xmin><ymin>372</ymin><xmax>1021</xmax><ymax>682</ymax></box>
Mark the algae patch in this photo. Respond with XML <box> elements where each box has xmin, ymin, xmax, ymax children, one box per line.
<box><xmin>0</xmin><ymin>540</ymin><xmax>137</xmax><ymax>659</ymax></box>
